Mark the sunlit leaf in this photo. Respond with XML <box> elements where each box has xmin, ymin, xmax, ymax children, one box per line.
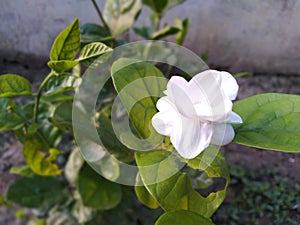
<box><xmin>234</xmin><ymin>93</ymin><xmax>300</xmax><ymax>152</ymax></box>
<box><xmin>48</xmin><ymin>60</ymin><xmax>79</xmax><ymax>73</ymax></box>
<box><xmin>155</xmin><ymin>210</ymin><xmax>215</xmax><ymax>225</ymax></box>
<box><xmin>0</xmin><ymin>74</ymin><xmax>31</xmax><ymax>97</ymax></box>
<box><xmin>104</xmin><ymin>0</ymin><xmax>142</xmax><ymax>36</ymax></box>
<box><xmin>50</xmin><ymin>18</ymin><xmax>80</xmax><ymax>61</ymax></box>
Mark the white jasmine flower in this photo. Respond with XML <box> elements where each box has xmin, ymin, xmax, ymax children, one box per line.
<box><xmin>152</xmin><ymin>70</ymin><xmax>242</xmax><ymax>159</ymax></box>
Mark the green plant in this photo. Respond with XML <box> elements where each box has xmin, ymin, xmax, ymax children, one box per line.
<box><xmin>0</xmin><ymin>1</ymin><xmax>300</xmax><ymax>225</ymax></box>
<box><xmin>213</xmin><ymin>165</ymin><xmax>300</xmax><ymax>225</ymax></box>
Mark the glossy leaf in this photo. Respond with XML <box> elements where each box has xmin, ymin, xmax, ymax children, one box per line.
<box><xmin>135</xmin><ymin>176</ymin><xmax>160</xmax><ymax>209</ymax></box>
<box><xmin>23</xmin><ymin>137</ymin><xmax>62</xmax><ymax>176</ymax></box>
<box><xmin>44</xmin><ymin>74</ymin><xmax>81</xmax><ymax>96</ymax></box>
<box><xmin>6</xmin><ymin>176</ymin><xmax>66</xmax><ymax>208</ymax></box>
<box><xmin>50</xmin><ymin>18</ymin><xmax>80</xmax><ymax>61</ymax></box>
<box><xmin>111</xmin><ymin>59</ymin><xmax>167</xmax><ymax>144</ymax></box>
<box><xmin>136</xmin><ymin>148</ymin><xmax>230</xmax><ymax>218</ymax></box>
<box><xmin>104</xmin><ymin>0</ymin><xmax>142</xmax><ymax>36</ymax></box>
<box><xmin>0</xmin><ymin>74</ymin><xmax>31</xmax><ymax>97</ymax></box>
<box><xmin>77</xmin><ymin>42</ymin><xmax>112</xmax><ymax>62</ymax></box>
<box><xmin>78</xmin><ymin>164</ymin><xmax>122</xmax><ymax>210</ymax></box>
<box><xmin>0</xmin><ymin>98</ymin><xmax>25</xmax><ymax>131</ymax></box>
<box><xmin>233</xmin><ymin>93</ymin><xmax>300</xmax><ymax>152</ymax></box>
<box><xmin>50</xmin><ymin>101</ymin><xmax>73</xmax><ymax>131</ymax></box>
<box><xmin>48</xmin><ymin>60</ymin><xmax>79</xmax><ymax>73</ymax></box>
<box><xmin>152</xmin><ymin>25</ymin><xmax>180</xmax><ymax>40</ymax></box>
<box><xmin>155</xmin><ymin>210</ymin><xmax>215</xmax><ymax>225</ymax></box>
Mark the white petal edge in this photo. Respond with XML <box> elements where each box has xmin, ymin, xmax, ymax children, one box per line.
<box><xmin>210</xmin><ymin>123</ymin><xmax>235</xmax><ymax>146</ymax></box>
<box><xmin>226</xmin><ymin>112</ymin><xmax>243</xmax><ymax>124</ymax></box>
<box><xmin>170</xmin><ymin>117</ymin><xmax>213</xmax><ymax>159</ymax></box>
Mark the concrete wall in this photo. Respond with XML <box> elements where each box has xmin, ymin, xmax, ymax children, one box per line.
<box><xmin>1</xmin><ymin>0</ymin><xmax>300</xmax><ymax>75</ymax></box>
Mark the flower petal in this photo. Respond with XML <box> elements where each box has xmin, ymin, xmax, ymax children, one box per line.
<box><xmin>216</xmin><ymin>71</ymin><xmax>239</xmax><ymax>100</ymax></box>
<box><xmin>164</xmin><ymin>76</ymin><xmax>197</xmax><ymax>118</ymax></box>
<box><xmin>226</xmin><ymin>112</ymin><xmax>243</xmax><ymax>124</ymax></box>
<box><xmin>171</xmin><ymin>117</ymin><xmax>213</xmax><ymax>159</ymax></box>
<box><xmin>188</xmin><ymin>70</ymin><xmax>233</xmax><ymax>121</ymax></box>
<box><xmin>210</xmin><ymin>123</ymin><xmax>235</xmax><ymax>146</ymax></box>
<box><xmin>152</xmin><ymin>97</ymin><xmax>180</xmax><ymax>136</ymax></box>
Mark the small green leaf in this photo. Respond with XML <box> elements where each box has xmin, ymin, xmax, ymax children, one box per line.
<box><xmin>77</xmin><ymin>42</ymin><xmax>112</xmax><ymax>62</ymax></box>
<box><xmin>143</xmin><ymin>0</ymin><xmax>185</xmax><ymax>15</ymax></box>
<box><xmin>155</xmin><ymin>210</ymin><xmax>215</xmax><ymax>225</ymax></box>
<box><xmin>0</xmin><ymin>74</ymin><xmax>31</xmax><ymax>97</ymax></box>
<box><xmin>111</xmin><ymin>59</ymin><xmax>167</xmax><ymax>147</ymax></box>
<box><xmin>65</xmin><ymin>148</ymin><xmax>84</xmax><ymax>184</ymax></box>
<box><xmin>10</xmin><ymin>165</ymin><xmax>35</xmax><ymax>177</ymax></box>
<box><xmin>233</xmin><ymin>93</ymin><xmax>300</xmax><ymax>152</ymax></box>
<box><xmin>104</xmin><ymin>0</ymin><xmax>142</xmax><ymax>36</ymax></box>
<box><xmin>233</xmin><ymin>71</ymin><xmax>253</xmax><ymax>78</ymax></box>
<box><xmin>80</xmin><ymin>23</ymin><xmax>109</xmax><ymax>44</ymax></box>
<box><xmin>23</xmin><ymin>137</ymin><xmax>62</xmax><ymax>176</ymax></box>
<box><xmin>50</xmin><ymin>101</ymin><xmax>73</xmax><ymax>131</ymax></box>
<box><xmin>50</xmin><ymin>18</ymin><xmax>80</xmax><ymax>61</ymax></box>
<box><xmin>0</xmin><ymin>98</ymin><xmax>25</xmax><ymax>131</ymax></box>
<box><xmin>48</xmin><ymin>60</ymin><xmax>79</xmax><ymax>73</ymax></box>
<box><xmin>6</xmin><ymin>176</ymin><xmax>66</xmax><ymax>208</ymax></box>
<box><xmin>174</xmin><ymin>18</ymin><xmax>189</xmax><ymax>45</ymax></box>
<box><xmin>151</xmin><ymin>25</ymin><xmax>180</xmax><ymax>40</ymax></box>
<box><xmin>44</xmin><ymin>74</ymin><xmax>82</xmax><ymax>96</ymax></box>
<box><xmin>143</xmin><ymin>0</ymin><xmax>168</xmax><ymax>15</ymax></box>
<box><xmin>133</xmin><ymin>26</ymin><xmax>155</xmax><ymax>39</ymax></box>
<box><xmin>78</xmin><ymin>164</ymin><xmax>122</xmax><ymax>210</ymax></box>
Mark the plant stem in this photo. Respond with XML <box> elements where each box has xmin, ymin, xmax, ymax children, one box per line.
<box><xmin>33</xmin><ymin>71</ymin><xmax>56</xmax><ymax>123</ymax></box>
<box><xmin>90</xmin><ymin>0</ymin><xmax>111</xmax><ymax>36</ymax></box>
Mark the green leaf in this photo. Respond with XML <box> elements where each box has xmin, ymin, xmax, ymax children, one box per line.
<box><xmin>136</xmin><ymin>147</ymin><xmax>230</xmax><ymax>218</ymax></box>
<box><xmin>6</xmin><ymin>176</ymin><xmax>66</xmax><ymax>208</ymax></box>
<box><xmin>78</xmin><ymin>164</ymin><xmax>122</xmax><ymax>210</ymax></box>
<box><xmin>155</xmin><ymin>210</ymin><xmax>215</xmax><ymax>225</ymax></box>
<box><xmin>44</xmin><ymin>73</ymin><xmax>81</xmax><ymax>96</ymax></box>
<box><xmin>111</xmin><ymin>59</ymin><xmax>167</xmax><ymax>147</ymax></box>
<box><xmin>48</xmin><ymin>60</ymin><xmax>79</xmax><ymax>73</ymax></box>
<box><xmin>23</xmin><ymin>137</ymin><xmax>62</xmax><ymax>176</ymax></box>
<box><xmin>10</xmin><ymin>165</ymin><xmax>35</xmax><ymax>177</ymax></box>
<box><xmin>151</xmin><ymin>25</ymin><xmax>180</xmax><ymax>40</ymax></box>
<box><xmin>77</xmin><ymin>42</ymin><xmax>112</xmax><ymax>62</ymax></box>
<box><xmin>50</xmin><ymin>101</ymin><xmax>73</xmax><ymax>131</ymax></box>
<box><xmin>50</xmin><ymin>18</ymin><xmax>80</xmax><ymax>61</ymax></box>
<box><xmin>233</xmin><ymin>71</ymin><xmax>253</xmax><ymax>78</ymax></box>
<box><xmin>133</xmin><ymin>26</ymin><xmax>155</xmax><ymax>39</ymax></box>
<box><xmin>143</xmin><ymin>0</ymin><xmax>168</xmax><ymax>15</ymax></box>
<box><xmin>135</xmin><ymin>176</ymin><xmax>160</xmax><ymax>209</ymax></box>
<box><xmin>80</xmin><ymin>23</ymin><xmax>109</xmax><ymax>44</ymax></box>
<box><xmin>46</xmin><ymin>213</ymin><xmax>77</xmax><ymax>225</ymax></box>
<box><xmin>143</xmin><ymin>0</ymin><xmax>185</xmax><ymax>15</ymax></box>
<box><xmin>104</xmin><ymin>0</ymin><xmax>142</xmax><ymax>36</ymax></box>
<box><xmin>233</xmin><ymin>93</ymin><xmax>300</xmax><ymax>152</ymax></box>
<box><xmin>0</xmin><ymin>98</ymin><xmax>25</xmax><ymax>131</ymax></box>
<box><xmin>0</xmin><ymin>74</ymin><xmax>31</xmax><ymax>97</ymax></box>
<box><xmin>174</xmin><ymin>18</ymin><xmax>189</xmax><ymax>45</ymax></box>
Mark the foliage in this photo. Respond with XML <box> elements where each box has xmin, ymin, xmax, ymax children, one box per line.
<box><xmin>0</xmin><ymin>1</ymin><xmax>300</xmax><ymax>225</ymax></box>
<box><xmin>213</xmin><ymin>165</ymin><xmax>300</xmax><ymax>225</ymax></box>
